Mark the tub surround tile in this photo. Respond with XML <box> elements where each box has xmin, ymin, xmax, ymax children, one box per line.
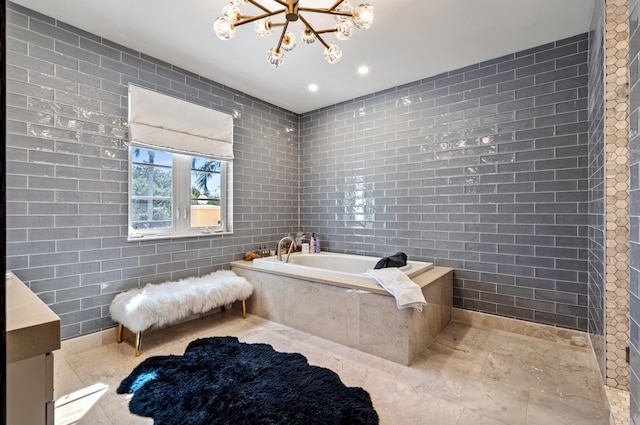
<box><xmin>282</xmin><ymin>277</ymin><xmax>361</xmax><ymax>347</ymax></box>
<box><xmin>233</xmin><ymin>264</ymin><xmax>453</xmax><ymax>365</ymax></box>
<box><xmin>251</xmin><ymin>276</ymin><xmax>285</xmax><ymax>324</ymax></box>
<box><xmin>415</xmin><ymin>269</ymin><xmax>454</xmax><ymax>345</ymax></box>
<box><xmin>359</xmin><ymin>291</ymin><xmax>410</xmax><ymax>363</ymax></box>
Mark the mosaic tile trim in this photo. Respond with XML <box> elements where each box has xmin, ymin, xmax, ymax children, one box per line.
<box><xmin>604</xmin><ymin>0</ymin><xmax>630</xmax><ymax>391</ymax></box>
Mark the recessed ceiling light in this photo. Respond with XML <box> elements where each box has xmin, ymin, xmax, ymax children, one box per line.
<box><xmin>308</xmin><ymin>83</ymin><xmax>318</xmax><ymax>92</ymax></box>
<box><xmin>358</xmin><ymin>66</ymin><xmax>369</xmax><ymax>75</ymax></box>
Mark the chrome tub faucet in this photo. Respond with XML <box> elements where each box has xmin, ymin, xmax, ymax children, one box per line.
<box><xmin>277</xmin><ymin>236</ymin><xmax>297</xmax><ymax>262</ymax></box>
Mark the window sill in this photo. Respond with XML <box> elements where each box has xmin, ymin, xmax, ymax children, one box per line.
<box><xmin>127</xmin><ymin>230</ymin><xmax>233</xmax><ymax>242</ymax></box>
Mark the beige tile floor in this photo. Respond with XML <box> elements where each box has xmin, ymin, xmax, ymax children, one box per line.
<box><xmin>54</xmin><ymin>311</ymin><xmax>611</xmax><ymax>425</ymax></box>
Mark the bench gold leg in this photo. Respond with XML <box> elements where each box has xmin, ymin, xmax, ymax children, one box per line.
<box><xmin>135</xmin><ymin>332</ymin><xmax>142</xmax><ymax>357</ymax></box>
<box><xmin>242</xmin><ymin>299</ymin><xmax>247</xmax><ymax>318</ymax></box>
<box><xmin>117</xmin><ymin>324</ymin><xmax>123</xmax><ymax>343</ymax></box>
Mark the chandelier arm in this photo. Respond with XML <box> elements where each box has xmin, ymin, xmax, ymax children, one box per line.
<box><xmin>275</xmin><ymin>21</ymin><xmax>290</xmax><ymax>53</ymax></box>
<box><xmin>328</xmin><ymin>0</ymin><xmax>346</xmax><ymax>11</ymax></box>
<box><xmin>233</xmin><ymin>9</ymin><xmax>285</xmax><ymax>27</ymax></box>
<box><xmin>298</xmin><ymin>14</ymin><xmax>330</xmax><ymax>49</ymax></box>
<box><xmin>270</xmin><ymin>0</ymin><xmax>288</xmax><ymax>6</ymax></box>
<box><xmin>247</xmin><ymin>0</ymin><xmax>277</xmax><ymax>14</ymax></box>
<box><xmin>314</xmin><ymin>33</ymin><xmax>330</xmax><ymax>50</ymax></box>
<box><xmin>315</xmin><ymin>28</ymin><xmax>338</xmax><ymax>35</ymax></box>
<box><xmin>297</xmin><ymin>8</ymin><xmax>352</xmax><ymax>18</ymax></box>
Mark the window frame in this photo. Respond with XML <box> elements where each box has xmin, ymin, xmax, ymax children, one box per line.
<box><xmin>127</xmin><ymin>144</ymin><xmax>232</xmax><ymax>241</ymax></box>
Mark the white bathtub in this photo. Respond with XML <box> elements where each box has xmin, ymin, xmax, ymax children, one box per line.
<box><xmin>249</xmin><ymin>252</ymin><xmax>434</xmax><ymax>295</ymax></box>
<box><xmin>231</xmin><ymin>252</ymin><xmax>451</xmax><ymax>365</ymax></box>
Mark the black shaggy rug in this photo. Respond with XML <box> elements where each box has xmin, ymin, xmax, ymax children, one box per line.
<box><xmin>117</xmin><ymin>336</ymin><xmax>379</xmax><ymax>425</ymax></box>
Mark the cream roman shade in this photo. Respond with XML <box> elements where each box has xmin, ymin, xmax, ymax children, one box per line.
<box><xmin>128</xmin><ymin>84</ymin><xmax>234</xmax><ymax>159</ymax></box>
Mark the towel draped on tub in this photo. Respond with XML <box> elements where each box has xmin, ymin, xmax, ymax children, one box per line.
<box><xmin>367</xmin><ymin>268</ymin><xmax>427</xmax><ymax>312</ymax></box>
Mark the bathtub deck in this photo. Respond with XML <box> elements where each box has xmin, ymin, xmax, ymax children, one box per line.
<box><xmin>231</xmin><ymin>261</ymin><xmax>453</xmax><ymax>365</ymax></box>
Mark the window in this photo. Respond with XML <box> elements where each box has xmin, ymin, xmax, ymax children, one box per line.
<box><xmin>126</xmin><ymin>84</ymin><xmax>234</xmax><ymax>241</ymax></box>
<box><xmin>128</xmin><ymin>145</ymin><xmax>230</xmax><ymax>240</ymax></box>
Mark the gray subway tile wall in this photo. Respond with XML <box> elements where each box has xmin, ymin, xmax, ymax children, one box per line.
<box><xmin>629</xmin><ymin>0</ymin><xmax>640</xmax><ymax>421</ymax></box>
<box><xmin>299</xmin><ymin>34</ymin><xmax>590</xmax><ymax>331</ymax></box>
<box><xmin>5</xmin><ymin>2</ymin><xmax>299</xmax><ymax>339</ymax></box>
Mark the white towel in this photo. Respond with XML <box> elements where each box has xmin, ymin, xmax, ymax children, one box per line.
<box><xmin>367</xmin><ymin>268</ymin><xmax>427</xmax><ymax>312</ymax></box>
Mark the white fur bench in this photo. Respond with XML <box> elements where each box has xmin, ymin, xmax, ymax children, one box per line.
<box><xmin>109</xmin><ymin>270</ymin><xmax>253</xmax><ymax>356</ymax></box>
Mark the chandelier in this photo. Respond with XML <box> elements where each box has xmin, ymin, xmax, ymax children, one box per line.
<box><xmin>213</xmin><ymin>0</ymin><xmax>374</xmax><ymax>67</ymax></box>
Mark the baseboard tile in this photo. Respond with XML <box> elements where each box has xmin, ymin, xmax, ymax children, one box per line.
<box><xmin>451</xmin><ymin>308</ymin><xmax>589</xmax><ymax>348</ymax></box>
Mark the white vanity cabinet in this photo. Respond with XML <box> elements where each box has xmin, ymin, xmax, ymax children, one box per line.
<box><xmin>6</xmin><ymin>272</ymin><xmax>61</xmax><ymax>425</ymax></box>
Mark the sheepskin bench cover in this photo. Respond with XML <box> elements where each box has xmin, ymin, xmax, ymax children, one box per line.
<box><xmin>109</xmin><ymin>270</ymin><xmax>253</xmax><ymax>356</ymax></box>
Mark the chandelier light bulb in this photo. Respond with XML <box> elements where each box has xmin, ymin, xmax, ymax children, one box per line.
<box><xmin>267</xmin><ymin>48</ymin><xmax>284</xmax><ymax>67</ymax></box>
<box><xmin>301</xmin><ymin>27</ymin><xmax>316</xmax><ymax>44</ymax></box>
<box><xmin>254</xmin><ymin>18</ymin><xmax>273</xmax><ymax>37</ymax></box>
<box><xmin>214</xmin><ymin>16</ymin><xmax>236</xmax><ymax>40</ymax></box>
<box><xmin>336</xmin><ymin>20</ymin><xmax>354</xmax><ymax>41</ymax></box>
<box><xmin>230</xmin><ymin>0</ymin><xmax>248</xmax><ymax>6</ymax></box>
<box><xmin>281</xmin><ymin>32</ymin><xmax>297</xmax><ymax>52</ymax></box>
<box><xmin>323</xmin><ymin>44</ymin><xmax>343</xmax><ymax>64</ymax></box>
<box><xmin>335</xmin><ymin>0</ymin><xmax>353</xmax><ymax>23</ymax></box>
<box><xmin>353</xmin><ymin>4</ymin><xmax>374</xmax><ymax>29</ymax></box>
<box><xmin>221</xmin><ymin>4</ymin><xmax>240</xmax><ymax>21</ymax></box>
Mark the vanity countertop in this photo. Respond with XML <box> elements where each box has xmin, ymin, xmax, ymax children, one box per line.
<box><xmin>6</xmin><ymin>272</ymin><xmax>61</xmax><ymax>363</ymax></box>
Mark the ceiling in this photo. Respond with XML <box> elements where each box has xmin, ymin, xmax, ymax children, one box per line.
<box><xmin>11</xmin><ymin>0</ymin><xmax>596</xmax><ymax>114</ymax></box>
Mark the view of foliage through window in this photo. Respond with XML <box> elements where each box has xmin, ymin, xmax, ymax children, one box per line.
<box><xmin>191</xmin><ymin>158</ymin><xmax>221</xmax><ymax>206</ymax></box>
<box><xmin>130</xmin><ymin>148</ymin><xmax>223</xmax><ymax>231</ymax></box>
<box><xmin>131</xmin><ymin>148</ymin><xmax>172</xmax><ymax>230</ymax></box>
